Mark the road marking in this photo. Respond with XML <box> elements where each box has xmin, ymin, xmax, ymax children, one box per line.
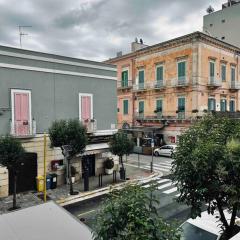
<box><xmin>175</xmin><ymin>193</ymin><xmax>180</xmax><ymax>197</ymax></box>
<box><xmin>77</xmin><ymin>209</ymin><xmax>96</xmax><ymax>217</ymax></box>
<box><xmin>157</xmin><ymin>182</ymin><xmax>175</xmax><ymax>190</ymax></box>
<box><xmin>163</xmin><ymin>187</ymin><xmax>178</xmax><ymax>194</ymax></box>
<box><xmin>143</xmin><ymin>178</ymin><xmax>170</xmax><ymax>188</ymax></box>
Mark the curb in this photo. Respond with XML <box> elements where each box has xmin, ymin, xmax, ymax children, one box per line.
<box><xmin>57</xmin><ymin>172</ymin><xmax>162</xmax><ymax>207</ymax></box>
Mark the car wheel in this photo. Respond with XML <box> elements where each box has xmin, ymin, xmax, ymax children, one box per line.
<box><xmin>154</xmin><ymin>151</ymin><xmax>160</xmax><ymax>156</ymax></box>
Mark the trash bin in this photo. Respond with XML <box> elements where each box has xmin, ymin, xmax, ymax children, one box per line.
<box><xmin>36</xmin><ymin>176</ymin><xmax>44</xmax><ymax>192</ymax></box>
<box><xmin>50</xmin><ymin>173</ymin><xmax>57</xmax><ymax>189</ymax></box>
<box><xmin>46</xmin><ymin>175</ymin><xmax>52</xmax><ymax>190</ymax></box>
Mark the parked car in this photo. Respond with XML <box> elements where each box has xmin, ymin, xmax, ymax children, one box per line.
<box><xmin>180</xmin><ymin>210</ymin><xmax>240</xmax><ymax>240</ymax></box>
<box><xmin>153</xmin><ymin>145</ymin><xmax>177</xmax><ymax>157</ymax></box>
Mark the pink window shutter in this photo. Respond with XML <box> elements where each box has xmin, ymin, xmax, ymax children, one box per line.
<box><xmin>81</xmin><ymin>96</ymin><xmax>91</xmax><ymax>122</ymax></box>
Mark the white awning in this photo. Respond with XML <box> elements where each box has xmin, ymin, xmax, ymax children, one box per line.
<box><xmin>77</xmin><ymin>143</ymin><xmax>110</xmax><ymax>156</ymax></box>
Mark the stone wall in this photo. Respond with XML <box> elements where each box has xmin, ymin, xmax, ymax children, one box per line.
<box><xmin>0</xmin><ymin>166</ymin><xmax>8</xmax><ymax>198</ymax></box>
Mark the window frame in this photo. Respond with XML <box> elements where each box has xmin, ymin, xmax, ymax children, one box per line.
<box><xmin>123</xmin><ymin>99</ymin><xmax>129</xmax><ymax>115</ymax></box>
<box><xmin>79</xmin><ymin>93</ymin><xmax>93</xmax><ymax>121</ymax></box>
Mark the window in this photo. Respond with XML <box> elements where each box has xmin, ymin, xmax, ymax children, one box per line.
<box><xmin>156</xmin><ymin>65</ymin><xmax>163</xmax><ymax>81</ymax></box>
<box><xmin>178</xmin><ymin>97</ymin><xmax>185</xmax><ymax>112</ymax></box>
<box><xmin>178</xmin><ymin>61</ymin><xmax>186</xmax><ymax>81</ymax></box>
<box><xmin>208</xmin><ymin>98</ymin><xmax>216</xmax><ymax>111</ymax></box>
<box><xmin>11</xmin><ymin>89</ymin><xmax>32</xmax><ymax>136</ymax></box>
<box><xmin>209</xmin><ymin>61</ymin><xmax>215</xmax><ymax>81</ymax></box>
<box><xmin>79</xmin><ymin>93</ymin><xmax>93</xmax><ymax>122</ymax></box>
<box><xmin>121</xmin><ymin>70</ymin><xmax>128</xmax><ymax>87</ymax></box>
<box><xmin>156</xmin><ymin>99</ymin><xmax>163</xmax><ymax>112</ymax></box>
<box><xmin>230</xmin><ymin>99</ymin><xmax>235</xmax><ymax>112</ymax></box>
<box><xmin>221</xmin><ymin>64</ymin><xmax>226</xmax><ymax>82</ymax></box>
<box><xmin>138</xmin><ymin>101</ymin><xmax>144</xmax><ymax>116</ymax></box>
<box><xmin>231</xmin><ymin>66</ymin><xmax>236</xmax><ymax>82</ymax></box>
<box><xmin>138</xmin><ymin>69</ymin><xmax>145</xmax><ymax>89</ymax></box>
<box><xmin>123</xmin><ymin>99</ymin><xmax>129</xmax><ymax>115</ymax></box>
<box><xmin>220</xmin><ymin>98</ymin><xmax>227</xmax><ymax>112</ymax></box>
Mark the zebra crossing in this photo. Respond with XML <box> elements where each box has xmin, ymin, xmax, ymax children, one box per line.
<box><xmin>142</xmin><ymin>160</ymin><xmax>173</xmax><ymax>175</ymax></box>
<box><xmin>141</xmin><ymin>177</ymin><xmax>179</xmax><ymax>198</ymax></box>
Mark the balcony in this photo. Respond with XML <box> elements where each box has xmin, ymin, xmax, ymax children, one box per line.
<box><xmin>133</xmin><ymin>83</ymin><xmax>147</xmax><ymax>92</ymax></box>
<box><xmin>117</xmin><ymin>80</ymin><xmax>133</xmax><ymax>90</ymax></box>
<box><xmin>212</xmin><ymin>111</ymin><xmax>240</xmax><ymax>119</ymax></box>
<box><xmin>150</xmin><ymin>80</ymin><xmax>166</xmax><ymax>90</ymax></box>
<box><xmin>83</xmin><ymin>119</ymin><xmax>97</xmax><ymax>133</ymax></box>
<box><xmin>10</xmin><ymin>119</ymin><xmax>36</xmax><ymax>138</ymax></box>
<box><xmin>229</xmin><ymin>81</ymin><xmax>240</xmax><ymax>91</ymax></box>
<box><xmin>173</xmin><ymin>77</ymin><xmax>189</xmax><ymax>88</ymax></box>
<box><xmin>207</xmin><ymin>77</ymin><xmax>221</xmax><ymax>88</ymax></box>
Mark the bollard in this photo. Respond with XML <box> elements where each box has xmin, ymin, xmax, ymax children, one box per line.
<box><xmin>150</xmin><ymin>162</ymin><xmax>153</xmax><ymax>173</ymax></box>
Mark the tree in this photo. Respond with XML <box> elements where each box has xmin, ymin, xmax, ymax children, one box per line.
<box><xmin>109</xmin><ymin>132</ymin><xmax>134</xmax><ymax>179</ymax></box>
<box><xmin>93</xmin><ymin>184</ymin><xmax>181</xmax><ymax>240</ymax></box>
<box><xmin>49</xmin><ymin>119</ymin><xmax>87</xmax><ymax>194</ymax></box>
<box><xmin>172</xmin><ymin>115</ymin><xmax>240</xmax><ymax>239</ymax></box>
<box><xmin>0</xmin><ymin>135</ymin><xmax>25</xmax><ymax>210</ymax></box>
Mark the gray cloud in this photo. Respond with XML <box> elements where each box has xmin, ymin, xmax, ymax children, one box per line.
<box><xmin>0</xmin><ymin>0</ymin><xmax>223</xmax><ymax>61</ymax></box>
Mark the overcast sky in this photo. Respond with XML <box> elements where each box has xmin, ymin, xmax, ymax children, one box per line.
<box><xmin>0</xmin><ymin>0</ymin><xmax>223</xmax><ymax>61</ymax></box>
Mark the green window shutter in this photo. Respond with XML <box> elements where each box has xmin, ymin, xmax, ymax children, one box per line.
<box><xmin>139</xmin><ymin>70</ymin><xmax>144</xmax><ymax>84</ymax></box>
<box><xmin>178</xmin><ymin>62</ymin><xmax>186</xmax><ymax>78</ymax></box>
<box><xmin>230</xmin><ymin>100</ymin><xmax>235</xmax><ymax>112</ymax></box>
<box><xmin>139</xmin><ymin>101</ymin><xmax>144</xmax><ymax>113</ymax></box>
<box><xmin>121</xmin><ymin>71</ymin><xmax>128</xmax><ymax>87</ymax></box>
<box><xmin>123</xmin><ymin>100</ymin><xmax>128</xmax><ymax>115</ymax></box>
<box><xmin>210</xmin><ymin>62</ymin><xmax>215</xmax><ymax>77</ymax></box>
<box><xmin>156</xmin><ymin>99</ymin><xmax>163</xmax><ymax>112</ymax></box>
<box><xmin>220</xmin><ymin>99</ymin><xmax>227</xmax><ymax>112</ymax></box>
<box><xmin>231</xmin><ymin>68</ymin><xmax>236</xmax><ymax>82</ymax></box>
<box><xmin>156</xmin><ymin>66</ymin><xmax>163</xmax><ymax>81</ymax></box>
<box><xmin>221</xmin><ymin>65</ymin><xmax>226</xmax><ymax>82</ymax></box>
<box><xmin>208</xmin><ymin>99</ymin><xmax>216</xmax><ymax>111</ymax></box>
<box><xmin>178</xmin><ymin>97</ymin><xmax>185</xmax><ymax>111</ymax></box>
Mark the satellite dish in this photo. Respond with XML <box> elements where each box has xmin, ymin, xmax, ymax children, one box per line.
<box><xmin>206</xmin><ymin>5</ymin><xmax>215</xmax><ymax>14</ymax></box>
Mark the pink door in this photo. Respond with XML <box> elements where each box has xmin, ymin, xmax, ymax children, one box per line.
<box><xmin>81</xmin><ymin>96</ymin><xmax>91</xmax><ymax>124</ymax></box>
<box><xmin>14</xmin><ymin>92</ymin><xmax>30</xmax><ymax>136</ymax></box>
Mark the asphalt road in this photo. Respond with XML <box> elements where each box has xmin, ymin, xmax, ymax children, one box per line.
<box><xmin>65</xmin><ymin>154</ymin><xmax>191</xmax><ymax>229</ymax></box>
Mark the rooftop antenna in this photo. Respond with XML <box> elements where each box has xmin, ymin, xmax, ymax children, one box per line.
<box><xmin>18</xmin><ymin>25</ymin><xmax>32</xmax><ymax>48</ymax></box>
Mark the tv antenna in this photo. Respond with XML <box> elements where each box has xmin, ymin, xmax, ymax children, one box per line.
<box><xmin>18</xmin><ymin>25</ymin><xmax>32</xmax><ymax>48</ymax></box>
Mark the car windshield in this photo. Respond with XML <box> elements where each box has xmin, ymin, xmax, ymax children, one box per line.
<box><xmin>181</xmin><ymin>222</ymin><xmax>218</xmax><ymax>240</ymax></box>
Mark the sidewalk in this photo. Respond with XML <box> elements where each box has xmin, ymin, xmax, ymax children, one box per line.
<box><xmin>0</xmin><ymin>164</ymin><xmax>159</xmax><ymax>214</ymax></box>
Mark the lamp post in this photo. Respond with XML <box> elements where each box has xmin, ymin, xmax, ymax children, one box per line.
<box><xmin>151</xmin><ymin>138</ymin><xmax>154</xmax><ymax>173</ymax></box>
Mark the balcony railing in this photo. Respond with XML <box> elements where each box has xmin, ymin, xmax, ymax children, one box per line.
<box><xmin>10</xmin><ymin>119</ymin><xmax>36</xmax><ymax>137</ymax></box>
<box><xmin>207</xmin><ymin>77</ymin><xmax>221</xmax><ymax>87</ymax></box>
<box><xmin>173</xmin><ymin>77</ymin><xmax>188</xmax><ymax>87</ymax></box>
<box><xmin>117</xmin><ymin>80</ymin><xmax>133</xmax><ymax>89</ymax></box>
<box><xmin>150</xmin><ymin>80</ymin><xmax>165</xmax><ymax>89</ymax></box>
<box><xmin>83</xmin><ymin>119</ymin><xmax>97</xmax><ymax>133</ymax></box>
<box><xmin>133</xmin><ymin>82</ymin><xmax>147</xmax><ymax>91</ymax></box>
<box><xmin>229</xmin><ymin>81</ymin><xmax>240</xmax><ymax>90</ymax></box>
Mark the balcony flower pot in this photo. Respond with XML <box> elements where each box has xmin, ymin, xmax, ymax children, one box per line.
<box><xmin>71</xmin><ymin>166</ymin><xmax>77</xmax><ymax>183</ymax></box>
<box><xmin>104</xmin><ymin>158</ymin><xmax>114</xmax><ymax>175</ymax></box>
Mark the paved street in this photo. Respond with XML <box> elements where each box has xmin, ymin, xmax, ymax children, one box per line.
<box><xmin>66</xmin><ymin>174</ymin><xmax>191</xmax><ymax>229</ymax></box>
<box><xmin>125</xmin><ymin>153</ymin><xmax>173</xmax><ymax>176</ymax></box>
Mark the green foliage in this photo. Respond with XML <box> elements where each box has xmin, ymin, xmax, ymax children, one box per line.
<box><xmin>104</xmin><ymin>158</ymin><xmax>114</xmax><ymax>169</ymax></box>
<box><xmin>49</xmin><ymin>119</ymin><xmax>87</xmax><ymax>156</ymax></box>
<box><xmin>109</xmin><ymin>132</ymin><xmax>134</xmax><ymax>158</ymax></box>
<box><xmin>0</xmin><ymin>135</ymin><xmax>25</xmax><ymax>169</ymax></box>
<box><xmin>172</xmin><ymin>115</ymin><xmax>240</xmax><ymax>238</ymax></box>
<box><xmin>93</xmin><ymin>185</ymin><xmax>181</xmax><ymax>240</ymax></box>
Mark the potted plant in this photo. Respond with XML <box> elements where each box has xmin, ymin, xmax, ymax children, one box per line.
<box><xmin>192</xmin><ymin>109</ymin><xmax>199</xmax><ymax>113</ymax></box>
<box><xmin>71</xmin><ymin>166</ymin><xmax>77</xmax><ymax>183</ymax></box>
<box><xmin>104</xmin><ymin>157</ymin><xmax>114</xmax><ymax>175</ymax></box>
<box><xmin>203</xmin><ymin>109</ymin><xmax>208</xmax><ymax>113</ymax></box>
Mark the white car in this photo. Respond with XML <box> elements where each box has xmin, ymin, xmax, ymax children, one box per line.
<box><xmin>181</xmin><ymin>210</ymin><xmax>240</xmax><ymax>240</ymax></box>
<box><xmin>153</xmin><ymin>145</ymin><xmax>177</xmax><ymax>157</ymax></box>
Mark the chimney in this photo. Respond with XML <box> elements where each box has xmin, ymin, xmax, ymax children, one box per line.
<box><xmin>131</xmin><ymin>38</ymin><xmax>148</xmax><ymax>52</ymax></box>
<box><xmin>116</xmin><ymin>51</ymin><xmax>122</xmax><ymax>57</ymax></box>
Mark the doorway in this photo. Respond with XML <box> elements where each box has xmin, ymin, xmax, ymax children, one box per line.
<box><xmin>82</xmin><ymin>155</ymin><xmax>95</xmax><ymax>177</ymax></box>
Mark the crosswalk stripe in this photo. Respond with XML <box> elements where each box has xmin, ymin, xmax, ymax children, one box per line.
<box><xmin>143</xmin><ymin>179</ymin><xmax>170</xmax><ymax>188</ymax></box>
<box><xmin>163</xmin><ymin>187</ymin><xmax>178</xmax><ymax>194</ymax></box>
<box><xmin>157</xmin><ymin>182</ymin><xmax>175</xmax><ymax>190</ymax></box>
<box><xmin>143</xmin><ymin>165</ymin><xmax>171</xmax><ymax>171</ymax></box>
<box><xmin>175</xmin><ymin>193</ymin><xmax>180</xmax><ymax>197</ymax></box>
<box><xmin>157</xmin><ymin>162</ymin><xmax>172</xmax><ymax>167</ymax></box>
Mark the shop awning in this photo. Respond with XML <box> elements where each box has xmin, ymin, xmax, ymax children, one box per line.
<box><xmin>77</xmin><ymin>143</ymin><xmax>109</xmax><ymax>156</ymax></box>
